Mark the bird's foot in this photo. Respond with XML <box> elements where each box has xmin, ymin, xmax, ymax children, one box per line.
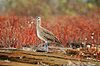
<box><xmin>43</xmin><ymin>47</ymin><xmax>49</xmax><ymax>52</ymax></box>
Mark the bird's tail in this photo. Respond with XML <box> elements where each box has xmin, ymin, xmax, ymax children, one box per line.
<box><xmin>55</xmin><ymin>39</ymin><xmax>64</xmax><ymax>48</ymax></box>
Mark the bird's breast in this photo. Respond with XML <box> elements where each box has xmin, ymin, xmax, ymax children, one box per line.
<box><xmin>37</xmin><ymin>30</ymin><xmax>45</xmax><ymax>41</ymax></box>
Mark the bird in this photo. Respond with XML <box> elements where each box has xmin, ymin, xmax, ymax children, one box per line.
<box><xmin>35</xmin><ymin>16</ymin><xmax>65</xmax><ymax>52</ymax></box>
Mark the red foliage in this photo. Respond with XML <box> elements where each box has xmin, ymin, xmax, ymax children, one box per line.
<box><xmin>0</xmin><ymin>16</ymin><xmax>99</xmax><ymax>48</ymax></box>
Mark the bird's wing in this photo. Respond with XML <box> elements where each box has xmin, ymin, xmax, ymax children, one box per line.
<box><xmin>41</xmin><ymin>27</ymin><xmax>63</xmax><ymax>47</ymax></box>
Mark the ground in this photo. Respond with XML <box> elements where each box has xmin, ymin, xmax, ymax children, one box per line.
<box><xmin>0</xmin><ymin>48</ymin><xmax>100</xmax><ymax>66</ymax></box>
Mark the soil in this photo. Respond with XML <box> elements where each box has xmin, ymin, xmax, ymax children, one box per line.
<box><xmin>0</xmin><ymin>48</ymin><xmax>99</xmax><ymax>66</ymax></box>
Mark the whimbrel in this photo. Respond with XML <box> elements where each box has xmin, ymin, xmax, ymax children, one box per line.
<box><xmin>36</xmin><ymin>17</ymin><xmax>64</xmax><ymax>52</ymax></box>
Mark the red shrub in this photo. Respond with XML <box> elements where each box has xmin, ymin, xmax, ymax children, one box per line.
<box><xmin>0</xmin><ymin>15</ymin><xmax>99</xmax><ymax>48</ymax></box>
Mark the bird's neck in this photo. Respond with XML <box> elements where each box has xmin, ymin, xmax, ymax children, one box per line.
<box><xmin>36</xmin><ymin>21</ymin><xmax>41</xmax><ymax>29</ymax></box>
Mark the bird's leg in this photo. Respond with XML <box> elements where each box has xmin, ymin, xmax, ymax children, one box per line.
<box><xmin>44</xmin><ymin>42</ymin><xmax>49</xmax><ymax>52</ymax></box>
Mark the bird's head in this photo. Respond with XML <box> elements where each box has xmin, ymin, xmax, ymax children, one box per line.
<box><xmin>36</xmin><ymin>16</ymin><xmax>41</xmax><ymax>23</ymax></box>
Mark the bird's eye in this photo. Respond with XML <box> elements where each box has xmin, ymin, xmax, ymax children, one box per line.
<box><xmin>36</xmin><ymin>17</ymin><xmax>40</xmax><ymax>20</ymax></box>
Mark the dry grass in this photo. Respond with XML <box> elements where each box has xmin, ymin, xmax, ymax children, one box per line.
<box><xmin>0</xmin><ymin>48</ymin><xmax>100</xmax><ymax>66</ymax></box>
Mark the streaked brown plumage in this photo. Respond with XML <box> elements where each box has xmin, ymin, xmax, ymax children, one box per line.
<box><xmin>36</xmin><ymin>17</ymin><xmax>64</xmax><ymax>52</ymax></box>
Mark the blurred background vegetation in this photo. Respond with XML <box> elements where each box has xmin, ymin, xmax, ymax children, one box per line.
<box><xmin>0</xmin><ymin>0</ymin><xmax>100</xmax><ymax>17</ymax></box>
